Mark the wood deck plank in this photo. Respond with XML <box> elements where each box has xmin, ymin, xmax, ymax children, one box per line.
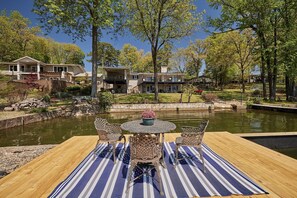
<box><xmin>0</xmin><ymin>132</ymin><xmax>296</xmax><ymax>198</ymax></box>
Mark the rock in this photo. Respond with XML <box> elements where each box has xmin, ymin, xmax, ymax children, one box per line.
<box><xmin>4</xmin><ymin>107</ymin><xmax>14</xmax><ymax>111</ymax></box>
<box><xmin>0</xmin><ymin>171</ymin><xmax>8</xmax><ymax>177</ymax></box>
<box><xmin>0</xmin><ymin>145</ymin><xmax>56</xmax><ymax>179</ymax></box>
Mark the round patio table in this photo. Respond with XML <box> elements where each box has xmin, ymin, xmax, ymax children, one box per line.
<box><xmin>120</xmin><ymin>119</ymin><xmax>176</xmax><ymax>134</ymax></box>
<box><xmin>121</xmin><ymin>119</ymin><xmax>176</xmax><ymax>168</ymax></box>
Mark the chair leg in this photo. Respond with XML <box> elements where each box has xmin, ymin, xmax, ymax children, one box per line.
<box><xmin>93</xmin><ymin>140</ymin><xmax>100</xmax><ymax>159</ymax></box>
<box><xmin>126</xmin><ymin>162</ymin><xmax>135</xmax><ymax>194</ymax></box>
<box><xmin>175</xmin><ymin>145</ymin><xmax>179</xmax><ymax>166</ymax></box>
<box><xmin>154</xmin><ymin>162</ymin><xmax>164</xmax><ymax>196</ymax></box>
<box><xmin>198</xmin><ymin>148</ymin><xmax>206</xmax><ymax>173</ymax></box>
<box><xmin>122</xmin><ymin>135</ymin><xmax>126</xmax><ymax>151</ymax></box>
<box><xmin>112</xmin><ymin>142</ymin><xmax>116</xmax><ymax>164</ymax></box>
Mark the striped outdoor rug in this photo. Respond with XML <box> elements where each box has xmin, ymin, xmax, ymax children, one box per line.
<box><xmin>49</xmin><ymin>142</ymin><xmax>268</xmax><ymax>198</ymax></box>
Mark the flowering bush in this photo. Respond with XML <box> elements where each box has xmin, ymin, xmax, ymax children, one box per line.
<box><xmin>194</xmin><ymin>89</ymin><xmax>203</xmax><ymax>95</ymax></box>
<box><xmin>141</xmin><ymin>109</ymin><xmax>156</xmax><ymax>119</ymax></box>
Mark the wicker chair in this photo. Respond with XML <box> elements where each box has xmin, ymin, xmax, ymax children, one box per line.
<box><xmin>175</xmin><ymin>120</ymin><xmax>209</xmax><ymax>172</ymax></box>
<box><xmin>126</xmin><ymin>134</ymin><xmax>164</xmax><ymax>195</ymax></box>
<box><xmin>93</xmin><ymin>117</ymin><xmax>126</xmax><ymax>163</ymax></box>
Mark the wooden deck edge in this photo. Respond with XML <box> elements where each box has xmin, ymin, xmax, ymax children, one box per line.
<box><xmin>237</xmin><ymin>132</ymin><xmax>297</xmax><ymax>137</ymax></box>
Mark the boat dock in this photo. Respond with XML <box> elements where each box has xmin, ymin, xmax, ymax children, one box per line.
<box><xmin>251</xmin><ymin>104</ymin><xmax>297</xmax><ymax>113</ymax></box>
<box><xmin>0</xmin><ymin>132</ymin><xmax>296</xmax><ymax>197</ymax></box>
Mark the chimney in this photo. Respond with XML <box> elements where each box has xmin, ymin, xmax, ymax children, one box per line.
<box><xmin>161</xmin><ymin>66</ymin><xmax>168</xmax><ymax>73</ymax></box>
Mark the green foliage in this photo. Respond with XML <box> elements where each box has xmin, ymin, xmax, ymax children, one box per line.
<box><xmin>80</xmin><ymin>85</ymin><xmax>92</xmax><ymax>95</ymax></box>
<box><xmin>251</xmin><ymin>90</ymin><xmax>261</xmax><ymax>97</ymax></box>
<box><xmin>0</xmin><ymin>11</ymin><xmax>40</xmax><ymax>61</ymax></box>
<box><xmin>88</xmin><ymin>42</ymin><xmax>120</xmax><ymax>67</ymax></box>
<box><xmin>29</xmin><ymin>107</ymin><xmax>48</xmax><ymax>113</ymax></box>
<box><xmin>0</xmin><ymin>10</ymin><xmax>85</xmax><ymax>64</ymax></box>
<box><xmin>113</xmin><ymin>93</ymin><xmax>203</xmax><ymax>103</ymax></box>
<box><xmin>42</xmin><ymin>94</ymin><xmax>51</xmax><ymax>103</ymax></box>
<box><xmin>98</xmin><ymin>91</ymin><xmax>114</xmax><ymax>112</ymax></box>
<box><xmin>66</xmin><ymin>85</ymin><xmax>81</xmax><ymax>92</ymax></box>
<box><xmin>119</xmin><ymin>44</ymin><xmax>153</xmax><ymax>72</ymax></box>
<box><xmin>205</xmin><ymin>33</ymin><xmax>240</xmax><ymax>90</ymax></box>
<box><xmin>33</xmin><ymin>0</ymin><xmax>122</xmax><ymax>97</ymax></box>
<box><xmin>124</xmin><ymin>0</ymin><xmax>201</xmax><ymax>101</ymax></box>
<box><xmin>53</xmin><ymin>92</ymin><xmax>72</xmax><ymax>99</ymax></box>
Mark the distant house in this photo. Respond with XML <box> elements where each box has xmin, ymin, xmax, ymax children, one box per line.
<box><xmin>0</xmin><ymin>56</ymin><xmax>85</xmax><ymax>83</ymax></box>
<box><xmin>101</xmin><ymin>66</ymin><xmax>185</xmax><ymax>93</ymax></box>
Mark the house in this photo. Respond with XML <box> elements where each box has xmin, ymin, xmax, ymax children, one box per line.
<box><xmin>101</xmin><ymin>66</ymin><xmax>185</xmax><ymax>93</ymax></box>
<box><xmin>0</xmin><ymin>56</ymin><xmax>85</xmax><ymax>83</ymax></box>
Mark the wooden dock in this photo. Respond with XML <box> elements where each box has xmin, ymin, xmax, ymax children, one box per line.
<box><xmin>0</xmin><ymin>132</ymin><xmax>297</xmax><ymax>198</ymax></box>
<box><xmin>251</xmin><ymin>104</ymin><xmax>297</xmax><ymax>113</ymax></box>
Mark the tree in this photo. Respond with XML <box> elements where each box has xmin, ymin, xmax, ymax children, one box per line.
<box><xmin>0</xmin><ymin>10</ymin><xmax>40</xmax><ymax>61</ymax></box>
<box><xmin>207</xmin><ymin>0</ymin><xmax>282</xmax><ymax>101</ymax></box>
<box><xmin>278</xmin><ymin>0</ymin><xmax>297</xmax><ymax>99</ymax></box>
<box><xmin>169</xmin><ymin>48</ymin><xmax>189</xmax><ymax>73</ymax></box>
<box><xmin>124</xmin><ymin>0</ymin><xmax>200</xmax><ymax>102</ymax></box>
<box><xmin>227</xmin><ymin>30</ymin><xmax>256</xmax><ymax>93</ymax></box>
<box><xmin>205</xmin><ymin>33</ymin><xmax>240</xmax><ymax>90</ymax></box>
<box><xmin>88</xmin><ymin>42</ymin><xmax>120</xmax><ymax>67</ymax></box>
<box><xmin>119</xmin><ymin>44</ymin><xmax>142</xmax><ymax>71</ymax></box>
<box><xmin>157</xmin><ymin>43</ymin><xmax>173</xmax><ymax>68</ymax></box>
<box><xmin>34</xmin><ymin>0</ymin><xmax>122</xmax><ymax>97</ymax></box>
<box><xmin>184</xmin><ymin>39</ymin><xmax>207</xmax><ymax>78</ymax></box>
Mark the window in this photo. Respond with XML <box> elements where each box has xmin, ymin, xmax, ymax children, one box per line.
<box><xmin>10</xmin><ymin>66</ymin><xmax>17</xmax><ymax>71</ymax></box>
<box><xmin>54</xmin><ymin>66</ymin><xmax>68</xmax><ymax>72</ymax></box>
<box><xmin>31</xmin><ymin>66</ymin><xmax>36</xmax><ymax>72</ymax></box>
<box><xmin>21</xmin><ymin>66</ymin><xmax>25</xmax><ymax>72</ymax></box>
<box><xmin>40</xmin><ymin>67</ymin><xmax>44</xmax><ymax>72</ymax></box>
<box><xmin>132</xmin><ymin>75</ymin><xmax>138</xmax><ymax>80</ymax></box>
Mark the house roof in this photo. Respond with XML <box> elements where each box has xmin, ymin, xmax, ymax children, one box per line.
<box><xmin>46</xmin><ymin>64</ymin><xmax>85</xmax><ymax>73</ymax></box>
<box><xmin>137</xmin><ymin>72</ymin><xmax>185</xmax><ymax>76</ymax></box>
<box><xmin>13</xmin><ymin>56</ymin><xmax>46</xmax><ymax>65</ymax></box>
<box><xmin>75</xmin><ymin>72</ymin><xmax>102</xmax><ymax>78</ymax></box>
<box><xmin>103</xmin><ymin>67</ymin><xmax>129</xmax><ymax>72</ymax></box>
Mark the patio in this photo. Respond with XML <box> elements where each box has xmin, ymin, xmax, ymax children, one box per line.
<box><xmin>0</xmin><ymin>132</ymin><xmax>297</xmax><ymax>197</ymax></box>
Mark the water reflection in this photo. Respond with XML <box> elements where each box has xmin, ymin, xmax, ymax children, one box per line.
<box><xmin>0</xmin><ymin>109</ymin><xmax>296</xmax><ymax>146</ymax></box>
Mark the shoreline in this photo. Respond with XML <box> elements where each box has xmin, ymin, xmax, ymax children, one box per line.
<box><xmin>0</xmin><ymin>144</ymin><xmax>57</xmax><ymax>179</ymax></box>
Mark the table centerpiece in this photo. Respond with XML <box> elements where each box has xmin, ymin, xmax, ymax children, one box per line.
<box><xmin>141</xmin><ymin>109</ymin><xmax>156</xmax><ymax>126</ymax></box>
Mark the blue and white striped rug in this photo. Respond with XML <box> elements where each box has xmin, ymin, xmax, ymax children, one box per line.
<box><xmin>49</xmin><ymin>142</ymin><xmax>268</xmax><ymax>198</ymax></box>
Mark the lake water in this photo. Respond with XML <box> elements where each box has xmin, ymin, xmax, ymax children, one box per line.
<box><xmin>1</xmin><ymin>109</ymin><xmax>296</xmax><ymax>147</ymax></box>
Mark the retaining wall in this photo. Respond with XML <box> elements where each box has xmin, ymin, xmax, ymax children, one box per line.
<box><xmin>109</xmin><ymin>103</ymin><xmax>214</xmax><ymax>112</ymax></box>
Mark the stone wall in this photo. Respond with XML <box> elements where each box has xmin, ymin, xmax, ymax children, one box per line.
<box><xmin>0</xmin><ymin>110</ymin><xmax>66</xmax><ymax>130</ymax></box>
<box><xmin>109</xmin><ymin>103</ymin><xmax>215</xmax><ymax>112</ymax></box>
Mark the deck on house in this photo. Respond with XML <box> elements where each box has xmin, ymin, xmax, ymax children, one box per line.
<box><xmin>0</xmin><ymin>132</ymin><xmax>297</xmax><ymax>198</ymax></box>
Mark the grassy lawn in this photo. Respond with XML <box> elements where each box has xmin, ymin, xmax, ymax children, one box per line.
<box><xmin>204</xmin><ymin>89</ymin><xmax>251</xmax><ymax>101</ymax></box>
<box><xmin>113</xmin><ymin>93</ymin><xmax>204</xmax><ymax>103</ymax></box>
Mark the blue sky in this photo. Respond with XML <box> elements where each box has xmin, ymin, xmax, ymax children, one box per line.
<box><xmin>0</xmin><ymin>0</ymin><xmax>220</xmax><ymax>72</ymax></box>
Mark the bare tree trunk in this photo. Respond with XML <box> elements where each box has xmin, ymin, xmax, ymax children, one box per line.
<box><xmin>241</xmin><ymin>69</ymin><xmax>245</xmax><ymax>93</ymax></box>
<box><xmin>91</xmin><ymin>25</ymin><xmax>98</xmax><ymax>97</ymax></box>
<box><xmin>152</xmin><ymin>45</ymin><xmax>159</xmax><ymax>103</ymax></box>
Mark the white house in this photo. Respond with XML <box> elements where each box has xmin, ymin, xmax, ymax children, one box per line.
<box><xmin>0</xmin><ymin>56</ymin><xmax>85</xmax><ymax>83</ymax></box>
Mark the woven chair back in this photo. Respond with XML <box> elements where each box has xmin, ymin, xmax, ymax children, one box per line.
<box><xmin>94</xmin><ymin>118</ymin><xmax>110</xmax><ymax>141</ymax></box>
<box><xmin>129</xmin><ymin>135</ymin><xmax>160</xmax><ymax>161</ymax></box>
<box><xmin>181</xmin><ymin>120</ymin><xmax>209</xmax><ymax>145</ymax></box>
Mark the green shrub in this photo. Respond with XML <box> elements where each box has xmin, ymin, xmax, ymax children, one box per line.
<box><xmin>98</xmin><ymin>91</ymin><xmax>114</xmax><ymax>112</ymax></box>
<box><xmin>251</xmin><ymin>89</ymin><xmax>261</xmax><ymax>97</ymax></box>
<box><xmin>253</xmin><ymin>97</ymin><xmax>262</xmax><ymax>104</ymax></box>
<box><xmin>42</xmin><ymin>94</ymin><xmax>51</xmax><ymax>103</ymax></box>
<box><xmin>29</xmin><ymin>107</ymin><xmax>48</xmax><ymax>113</ymax></box>
<box><xmin>80</xmin><ymin>85</ymin><xmax>92</xmax><ymax>95</ymax></box>
<box><xmin>54</xmin><ymin>92</ymin><xmax>72</xmax><ymax>99</ymax></box>
<box><xmin>66</xmin><ymin>85</ymin><xmax>81</xmax><ymax>92</ymax></box>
